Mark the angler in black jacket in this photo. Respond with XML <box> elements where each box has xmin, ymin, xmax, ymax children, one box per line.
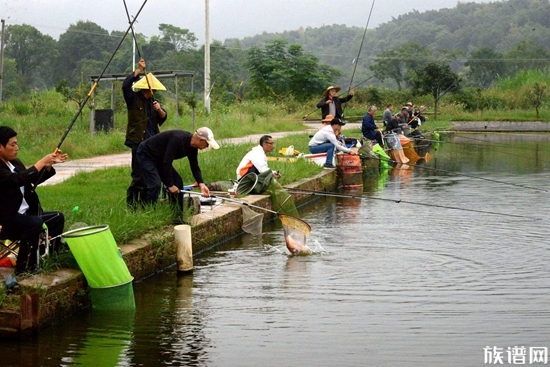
<box><xmin>123</xmin><ymin>58</ymin><xmax>167</xmax><ymax>208</ymax></box>
<box><xmin>0</xmin><ymin>126</ymin><xmax>66</xmax><ymax>274</ymax></box>
<box><xmin>316</xmin><ymin>85</ymin><xmax>354</xmax><ymax>120</ymax></box>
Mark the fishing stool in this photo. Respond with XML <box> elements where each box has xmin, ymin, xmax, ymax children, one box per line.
<box><xmin>0</xmin><ymin>224</ymin><xmax>50</xmax><ymax>270</ymax></box>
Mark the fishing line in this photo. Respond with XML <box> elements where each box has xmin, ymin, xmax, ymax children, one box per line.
<box><xmin>408</xmin><ymin>133</ymin><xmax>550</xmax><ymax>164</ymax></box>
<box><xmin>56</xmin><ymin>0</ymin><xmax>149</xmax><ymax>151</ymax></box>
<box><xmin>303</xmin><ymin>0</ymin><xmax>377</xmax><ymax>120</ymax></box>
<box><xmin>184</xmin><ymin>191</ymin><xmax>278</xmax><ymax>214</ymax></box>
<box><xmin>123</xmin><ymin>0</ymin><xmax>155</xmax><ymax>98</ymax></box>
<box><xmin>453</xmin><ymin>134</ymin><xmax>550</xmax><ymax>153</ymax></box>
<box><xmin>285</xmin><ymin>188</ymin><xmax>541</xmax><ymax>220</ymax></box>
<box><xmin>346</xmin><ymin>0</ymin><xmax>376</xmax><ymax>94</ymax></box>
<box><xmin>361</xmin><ymin>153</ymin><xmax>548</xmax><ymax>193</ymax></box>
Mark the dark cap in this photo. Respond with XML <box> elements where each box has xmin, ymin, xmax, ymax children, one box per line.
<box><xmin>330</xmin><ymin>118</ymin><xmax>346</xmax><ymax>126</ymax></box>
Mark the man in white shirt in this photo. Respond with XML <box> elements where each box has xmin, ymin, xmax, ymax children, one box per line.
<box><xmin>308</xmin><ymin>118</ymin><xmax>358</xmax><ymax>169</ymax></box>
<box><xmin>236</xmin><ymin>135</ymin><xmax>282</xmax><ymax>180</ymax></box>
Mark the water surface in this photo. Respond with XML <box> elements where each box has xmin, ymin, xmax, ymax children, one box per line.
<box><xmin>4</xmin><ymin>133</ymin><xmax>550</xmax><ymax>367</ymax></box>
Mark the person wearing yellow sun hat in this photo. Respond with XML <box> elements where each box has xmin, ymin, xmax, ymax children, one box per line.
<box><xmin>122</xmin><ymin>58</ymin><xmax>168</xmax><ymax>209</ymax></box>
<box><xmin>316</xmin><ymin>85</ymin><xmax>354</xmax><ymax>121</ymax></box>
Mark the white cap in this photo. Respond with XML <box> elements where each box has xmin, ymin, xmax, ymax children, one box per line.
<box><xmin>195</xmin><ymin>127</ymin><xmax>220</xmax><ymax>149</ymax></box>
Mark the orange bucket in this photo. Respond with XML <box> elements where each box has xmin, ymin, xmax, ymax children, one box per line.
<box><xmin>337</xmin><ymin>154</ymin><xmax>363</xmax><ymax>188</ymax></box>
<box><xmin>337</xmin><ymin>154</ymin><xmax>362</xmax><ymax>174</ymax></box>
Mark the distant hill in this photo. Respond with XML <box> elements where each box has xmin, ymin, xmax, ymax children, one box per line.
<box><xmin>223</xmin><ymin>0</ymin><xmax>550</xmax><ymax>88</ymax></box>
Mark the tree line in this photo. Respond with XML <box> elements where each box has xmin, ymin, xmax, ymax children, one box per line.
<box><xmin>1</xmin><ymin>0</ymin><xmax>549</xmax><ymax>110</ymax></box>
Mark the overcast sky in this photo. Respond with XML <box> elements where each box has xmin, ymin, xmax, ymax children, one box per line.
<box><xmin>1</xmin><ymin>0</ymin><xmax>497</xmax><ymax>44</ymax></box>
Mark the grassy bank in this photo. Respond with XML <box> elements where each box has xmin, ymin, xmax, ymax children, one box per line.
<box><xmin>0</xmin><ymin>87</ymin><xmax>542</xmax><ymax>246</ymax></box>
<box><xmin>36</xmin><ymin>133</ymin><xmax>321</xmax><ymax>244</ymax></box>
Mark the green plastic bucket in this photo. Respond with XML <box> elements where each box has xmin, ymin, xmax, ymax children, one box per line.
<box><xmin>62</xmin><ymin>225</ymin><xmax>133</xmax><ymax>288</ymax></box>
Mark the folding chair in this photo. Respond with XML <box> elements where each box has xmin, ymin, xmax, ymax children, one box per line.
<box><xmin>0</xmin><ymin>238</ymin><xmax>20</xmax><ymax>265</ymax></box>
<box><xmin>0</xmin><ymin>224</ymin><xmax>50</xmax><ymax>270</ymax></box>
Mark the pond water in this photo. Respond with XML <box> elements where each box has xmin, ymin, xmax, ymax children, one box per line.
<box><xmin>4</xmin><ymin>133</ymin><xmax>550</xmax><ymax>367</ymax></box>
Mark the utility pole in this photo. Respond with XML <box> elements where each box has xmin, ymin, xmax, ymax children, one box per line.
<box><xmin>204</xmin><ymin>0</ymin><xmax>211</xmax><ymax>113</ymax></box>
<box><xmin>0</xmin><ymin>19</ymin><xmax>5</xmax><ymax>108</ymax></box>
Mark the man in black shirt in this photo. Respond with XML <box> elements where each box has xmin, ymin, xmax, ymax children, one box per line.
<box><xmin>136</xmin><ymin>128</ymin><xmax>220</xmax><ymax>206</ymax></box>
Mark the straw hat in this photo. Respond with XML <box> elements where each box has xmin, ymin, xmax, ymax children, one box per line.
<box><xmin>132</xmin><ymin>73</ymin><xmax>166</xmax><ymax>91</ymax></box>
<box><xmin>322</xmin><ymin>114</ymin><xmax>335</xmax><ymax>123</ymax></box>
<box><xmin>322</xmin><ymin>85</ymin><xmax>341</xmax><ymax>98</ymax></box>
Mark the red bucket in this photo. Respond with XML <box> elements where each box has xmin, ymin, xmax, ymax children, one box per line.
<box><xmin>337</xmin><ymin>154</ymin><xmax>363</xmax><ymax>188</ymax></box>
<box><xmin>337</xmin><ymin>154</ymin><xmax>362</xmax><ymax>174</ymax></box>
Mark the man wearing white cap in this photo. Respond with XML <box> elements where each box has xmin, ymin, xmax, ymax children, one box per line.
<box><xmin>136</xmin><ymin>128</ymin><xmax>220</xmax><ymax>208</ymax></box>
<box><xmin>123</xmin><ymin>58</ymin><xmax>168</xmax><ymax>208</ymax></box>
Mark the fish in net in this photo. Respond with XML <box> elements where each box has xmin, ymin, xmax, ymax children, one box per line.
<box><xmin>279</xmin><ymin>214</ymin><xmax>311</xmax><ymax>256</ymax></box>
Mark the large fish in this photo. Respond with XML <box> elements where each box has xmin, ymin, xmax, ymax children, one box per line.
<box><xmin>285</xmin><ymin>235</ymin><xmax>312</xmax><ymax>256</ymax></box>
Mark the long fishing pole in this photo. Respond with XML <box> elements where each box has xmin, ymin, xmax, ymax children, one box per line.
<box><xmin>341</xmin><ymin>0</ymin><xmax>377</xmax><ymax>120</ymax></box>
<box><xmin>361</xmin><ymin>153</ymin><xmax>548</xmax><ymax>193</ymax></box>
<box><xmin>184</xmin><ymin>191</ymin><xmax>278</xmax><ymax>214</ymax></box>
<box><xmin>123</xmin><ymin>0</ymin><xmax>155</xmax><ymax>98</ymax></box>
<box><xmin>303</xmin><ymin>0</ymin><xmax>377</xmax><ymax>121</ymax></box>
<box><xmin>285</xmin><ymin>187</ymin><xmax>541</xmax><ymax>220</ymax></box>
<box><xmin>346</xmin><ymin>0</ymin><xmax>377</xmax><ymax>93</ymax></box>
<box><xmin>55</xmin><ymin>0</ymin><xmax>149</xmax><ymax>152</ymax></box>
<box><xmin>32</xmin><ymin>0</ymin><xmax>149</xmax><ymax>192</ymax></box>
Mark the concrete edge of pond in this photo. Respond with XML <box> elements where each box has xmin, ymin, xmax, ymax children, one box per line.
<box><xmin>450</xmin><ymin>121</ymin><xmax>550</xmax><ymax>132</ymax></box>
<box><xmin>0</xmin><ymin>170</ymin><xmax>338</xmax><ymax>339</ymax></box>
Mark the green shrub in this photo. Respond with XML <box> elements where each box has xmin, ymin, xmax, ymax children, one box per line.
<box><xmin>12</xmin><ymin>100</ymin><xmax>33</xmax><ymax>115</ymax></box>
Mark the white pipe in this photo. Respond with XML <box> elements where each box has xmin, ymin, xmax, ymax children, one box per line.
<box><xmin>174</xmin><ymin>224</ymin><xmax>193</xmax><ymax>272</ymax></box>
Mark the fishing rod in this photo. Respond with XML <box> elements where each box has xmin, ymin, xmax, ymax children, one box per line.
<box><xmin>184</xmin><ymin>191</ymin><xmax>278</xmax><ymax>214</ymax></box>
<box><xmin>285</xmin><ymin>187</ymin><xmax>541</xmax><ymax>220</ymax></box>
<box><xmin>361</xmin><ymin>153</ymin><xmax>548</xmax><ymax>193</ymax></box>
<box><xmin>57</xmin><ymin>0</ymin><xmax>149</xmax><ymax>151</ymax></box>
<box><xmin>345</xmin><ymin>0</ymin><xmax>377</xmax><ymax>96</ymax></box>
<box><xmin>342</xmin><ymin>0</ymin><xmax>376</xmax><ymax>117</ymax></box>
<box><xmin>32</xmin><ymin>0</ymin><xmax>150</xmax><ymax>191</ymax></box>
<box><xmin>123</xmin><ymin>0</ymin><xmax>155</xmax><ymax>99</ymax></box>
<box><xmin>303</xmin><ymin>0</ymin><xmax>377</xmax><ymax>121</ymax></box>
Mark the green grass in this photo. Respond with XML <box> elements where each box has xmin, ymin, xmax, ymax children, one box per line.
<box><xmin>1</xmin><ymin>87</ymin><xmax>546</xmax><ymax>245</ymax></box>
<box><xmin>36</xmin><ymin>137</ymin><xmax>324</xmax><ymax>245</ymax></box>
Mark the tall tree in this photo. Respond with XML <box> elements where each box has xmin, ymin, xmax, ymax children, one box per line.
<box><xmin>4</xmin><ymin>24</ymin><xmax>58</xmax><ymax>88</ymax></box>
<box><xmin>465</xmin><ymin>48</ymin><xmax>506</xmax><ymax>88</ymax></box>
<box><xmin>56</xmin><ymin>21</ymin><xmax>115</xmax><ymax>85</ymax></box>
<box><xmin>504</xmin><ymin>40</ymin><xmax>550</xmax><ymax>77</ymax></box>
<box><xmin>0</xmin><ymin>59</ymin><xmax>26</xmax><ymax>98</ymax></box>
<box><xmin>410</xmin><ymin>62</ymin><xmax>461</xmax><ymax>119</ymax></box>
<box><xmin>370</xmin><ymin>43</ymin><xmax>431</xmax><ymax>90</ymax></box>
<box><xmin>370</xmin><ymin>49</ymin><xmax>405</xmax><ymax>90</ymax></box>
<box><xmin>158</xmin><ymin>24</ymin><xmax>197</xmax><ymax>52</ymax></box>
<box><xmin>246</xmin><ymin>39</ymin><xmax>338</xmax><ymax>101</ymax></box>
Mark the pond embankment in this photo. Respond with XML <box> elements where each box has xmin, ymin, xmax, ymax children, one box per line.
<box><xmin>450</xmin><ymin>121</ymin><xmax>550</xmax><ymax>132</ymax></box>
